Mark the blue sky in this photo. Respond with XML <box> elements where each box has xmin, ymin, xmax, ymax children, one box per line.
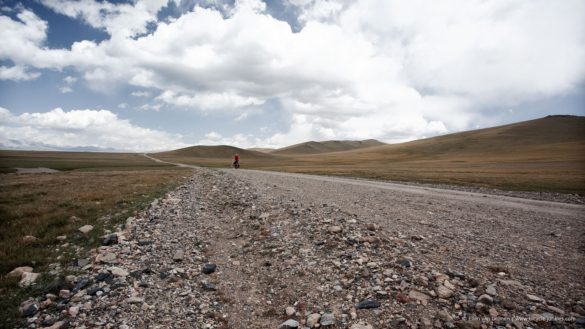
<box><xmin>1</xmin><ymin>0</ymin><xmax>584</xmax><ymax>152</ymax></box>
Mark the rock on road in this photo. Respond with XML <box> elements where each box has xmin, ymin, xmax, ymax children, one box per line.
<box><xmin>27</xmin><ymin>165</ymin><xmax>585</xmax><ymax>329</ymax></box>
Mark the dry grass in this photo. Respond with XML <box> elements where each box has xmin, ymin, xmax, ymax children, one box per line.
<box><xmin>0</xmin><ymin>169</ymin><xmax>190</xmax><ymax>273</ymax></box>
<box><xmin>0</xmin><ymin>165</ymin><xmax>191</xmax><ymax>327</ymax></box>
<box><xmin>0</xmin><ymin>150</ymin><xmax>172</xmax><ymax>173</ymax></box>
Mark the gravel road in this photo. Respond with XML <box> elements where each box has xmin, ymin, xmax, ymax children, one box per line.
<box><xmin>21</xmin><ymin>165</ymin><xmax>585</xmax><ymax>329</ymax></box>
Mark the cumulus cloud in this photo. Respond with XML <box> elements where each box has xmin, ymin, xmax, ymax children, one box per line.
<box><xmin>0</xmin><ymin>107</ymin><xmax>187</xmax><ymax>152</ymax></box>
<box><xmin>39</xmin><ymin>0</ymin><xmax>168</xmax><ymax>37</ymax></box>
<box><xmin>0</xmin><ymin>65</ymin><xmax>40</xmax><ymax>81</ymax></box>
<box><xmin>156</xmin><ymin>90</ymin><xmax>264</xmax><ymax>111</ymax></box>
<box><xmin>1</xmin><ymin>0</ymin><xmax>585</xmax><ymax>148</ymax></box>
<box><xmin>197</xmin><ymin>131</ymin><xmax>255</xmax><ymax>147</ymax></box>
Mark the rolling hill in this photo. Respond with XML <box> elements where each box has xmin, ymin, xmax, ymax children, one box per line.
<box><xmin>155</xmin><ymin>145</ymin><xmax>274</xmax><ymax>159</ymax></box>
<box><xmin>331</xmin><ymin>115</ymin><xmax>585</xmax><ymax>160</ymax></box>
<box><xmin>150</xmin><ymin>115</ymin><xmax>585</xmax><ymax>192</ymax></box>
<box><xmin>271</xmin><ymin>139</ymin><xmax>385</xmax><ymax>155</ymax></box>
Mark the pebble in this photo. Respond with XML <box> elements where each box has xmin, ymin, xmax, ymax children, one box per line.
<box><xmin>397</xmin><ymin>257</ymin><xmax>412</xmax><ymax>268</ymax></box>
<box><xmin>350</xmin><ymin>323</ymin><xmax>373</xmax><ymax>329</ymax></box>
<box><xmin>110</xmin><ymin>267</ymin><xmax>129</xmax><ymax>277</ymax></box>
<box><xmin>173</xmin><ymin>249</ymin><xmax>185</xmax><ymax>261</ymax></box>
<box><xmin>127</xmin><ymin>297</ymin><xmax>144</xmax><ymax>304</ymax></box>
<box><xmin>101</xmin><ymin>233</ymin><xmax>118</xmax><ymax>246</ymax></box>
<box><xmin>436</xmin><ymin>284</ymin><xmax>454</xmax><ymax>298</ymax></box>
<box><xmin>98</xmin><ymin>252</ymin><xmax>117</xmax><ymax>264</ymax></box>
<box><xmin>328</xmin><ymin>225</ymin><xmax>343</xmax><ymax>233</ymax></box>
<box><xmin>478</xmin><ymin>294</ymin><xmax>493</xmax><ymax>305</ymax></box>
<box><xmin>396</xmin><ymin>292</ymin><xmax>410</xmax><ymax>303</ymax></box>
<box><xmin>320</xmin><ymin>312</ymin><xmax>336</xmax><ymax>326</ymax></box>
<box><xmin>408</xmin><ymin>290</ymin><xmax>430</xmax><ymax>304</ymax></box>
<box><xmin>202</xmin><ymin>283</ymin><xmax>217</xmax><ymax>291</ymax></box>
<box><xmin>307</xmin><ymin>313</ymin><xmax>321</xmax><ymax>327</ymax></box>
<box><xmin>356</xmin><ymin>299</ymin><xmax>381</xmax><ymax>309</ymax></box>
<box><xmin>22</xmin><ymin>235</ymin><xmax>38</xmax><ymax>243</ymax></box>
<box><xmin>59</xmin><ymin>289</ymin><xmax>71</xmax><ymax>299</ymax></box>
<box><xmin>7</xmin><ymin>266</ymin><xmax>33</xmax><ymax>279</ymax></box>
<box><xmin>95</xmin><ymin>272</ymin><xmax>113</xmax><ymax>282</ymax></box>
<box><xmin>72</xmin><ymin>277</ymin><xmax>91</xmax><ymax>293</ymax></box>
<box><xmin>279</xmin><ymin>319</ymin><xmax>299</xmax><ymax>329</ymax></box>
<box><xmin>19</xmin><ymin>272</ymin><xmax>40</xmax><ymax>287</ymax></box>
<box><xmin>68</xmin><ymin>306</ymin><xmax>79</xmax><ymax>317</ymax></box>
<box><xmin>526</xmin><ymin>294</ymin><xmax>544</xmax><ymax>303</ymax></box>
<box><xmin>78</xmin><ymin>225</ymin><xmax>94</xmax><ymax>234</ymax></box>
<box><xmin>285</xmin><ymin>306</ymin><xmax>295</xmax><ymax>316</ymax></box>
<box><xmin>485</xmin><ymin>284</ymin><xmax>497</xmax><ymax>296</ymax></box>
<box><xmin>202</xmin><ymin>263</ymin><xmax>217</xmax><ymax>274</ymax></box>
<box><xmin>19</xmin><ymin>299</ymin><xmax>39</xmax><ymax>317</ymax></box>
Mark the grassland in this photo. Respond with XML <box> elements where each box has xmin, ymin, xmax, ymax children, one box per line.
<box><xmin>0</xmin><ymin>150</ymin><xmax>173</xmax><ymax>173</ymax></box>
<box><xmin>0</xmin><ymin>151</ymin><xmax>192</xmax><ymax>327</ymax></box>
<box><xmin>154</xmin><ymin>116</ymin><xmax>585</xmax><ymax>194</ymax></box>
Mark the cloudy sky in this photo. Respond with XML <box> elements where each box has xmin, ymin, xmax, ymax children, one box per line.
<box><xmin>1</xmin><ymin>0</ymin><xmax>584</xmax><ymax>152</ymax></box>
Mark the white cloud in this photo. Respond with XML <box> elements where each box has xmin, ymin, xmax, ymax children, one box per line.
<box><xmin>131</xmin><ymin>91</ymin><xmax>151</xmax><ymax>97</ymax></box>
<box><xmin>63</xmin><ymin>76</ymin><xmax>77</xmax><ymax>84</ymax></box>
<box><xmin>39</xmin><ymin>0</ymin><xmax>169</xmax><ymax>38</ymax></box>
<box><xmin>0</xmin><ymin>107</ymin><xmax>187</xmax><ymax>152</ymax></box>
<box><xmin>0</xmin><ymin>65</ymin><xmax>40</xmax><ymax>81</ymax></box>
<box><xmin>59</xmin><ymin>86</ymin><xmax>73</xmax><ymax>93</ymax></box>
<box><xmin>198</xmin><ymin>131</ymin><xmax>254</xmax><ymax>147</ymax></box>
<box><xmin>156</xmin><ymin>90</ymin><xmax>264</xmax><ymax>111</ymax></box>
<box><xmin>1</xmin><ymin>0</ymin><xmax>584</xmax><ymax>148</ymax></box>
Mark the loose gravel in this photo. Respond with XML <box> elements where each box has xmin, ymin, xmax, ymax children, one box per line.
<box><xmin>18</xmin><ymin>167</ymin><xmax>585</xmax><ymax>329</ymax></box>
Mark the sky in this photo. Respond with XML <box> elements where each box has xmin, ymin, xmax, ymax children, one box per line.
<box><xmin>0</xmin><ymin>0</ymin><xmax>584</xmax><ymax>152</ymax></box>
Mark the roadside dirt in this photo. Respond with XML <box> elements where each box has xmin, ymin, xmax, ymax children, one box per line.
<box><xmin>20</xmin><ymin>166</ymin><xmax>585</xmax><ymax>329</ymax></box>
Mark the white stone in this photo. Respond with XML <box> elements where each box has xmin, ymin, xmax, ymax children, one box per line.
<box><xmin>328</xmin><ymin>225</ymin><xmax>342</xmax><ymax>233</ymax></box>
<box><xmin>19</xmin><ymin>272</ymin><xmax>40</xmax><ymax>287</ymax></box>
<box><xmin>436</xmin><ymin>285</ymin><xmax>454</xmax><ymax>298</ymax></box>
<box><xmin>279</xmin><ymin>319</ymin><xmax>299</xmax><ymax>329</ymax></box>
<box><xmin>307</xmin><ymin>313</ymin><xmax>321</xmax><ymax>327</ymax></box>
<box><xmin>486</xmin><ymin>284</ymin><xmax>497</xmax><ymax>296</ymax></box>
<box><xmin>68</xmin><ymin>306</ymin><xmax>79</xmax><ymax>317</ymax></box>
<box><xmin>526</xmin><ymin>294</ymin><xmax>544</xmax><ymax>303</ymax></box>
<box><xmin>109</xmin><ymin>267</ymin><xmax>129</xmax><ymax>277</ymax></box>
<box><xmin>78</xmin><ymin>225</ymin><xmax>94</xmax><ymax>234</ymax></box>
<box><xmin>7</xmin><ymin>266</ymin><xmax>33</xmax><ymax>279</ymax></box>
<box><xmin>285</xmin><ymin>306</ymin><xmax>295</xmax><ymax>316</ymax></box>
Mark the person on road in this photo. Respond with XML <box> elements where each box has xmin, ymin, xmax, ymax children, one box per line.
<box><xmin>233</xmin><ymin>153</ymin><xmax>240</xmax><ymax>169</ymax></box>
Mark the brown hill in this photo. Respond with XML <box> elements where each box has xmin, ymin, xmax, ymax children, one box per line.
<box><xmin>156</xmin><ymin>145</ymin><xmax>274</xmax><ymax>159</ymax></box>
<box><xmin>335</xmin><ymin>115</ymin><xmax>585</xmax><ymax>161</ymax></box>
<box><xmin>276</xmin><ymin>115</ymin><xmax>584</xmax><ymax>192</ymax></box>
<box><xmin>271</xmin><ymin>139</ymin><xmax>385</xmax><ymax>155</ymax></box>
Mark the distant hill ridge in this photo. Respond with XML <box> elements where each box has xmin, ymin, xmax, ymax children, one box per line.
<box><xmin>270</xmin><ymin>139</ymin><xmax>385</xmax><ymax>155</ymax></box>
<box><xmin>156</xmin><ymin>145</ymin><xmax>273</xmax><ymax>159</ymax></box>
<box><xmin>158</xmin><ymin>116</ymin><xmax>584</xmax><ymax>161</ymax></box>
<box><xmin>330</xmin><ymin>115</ymin><xmax>585</xmax><ymax>159</ymax></box>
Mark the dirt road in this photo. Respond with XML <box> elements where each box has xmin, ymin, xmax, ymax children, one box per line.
<box><xmin>29</xmin><ymin>161</ymin><xmax>584</xmax><ymax>328</ymax></box>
